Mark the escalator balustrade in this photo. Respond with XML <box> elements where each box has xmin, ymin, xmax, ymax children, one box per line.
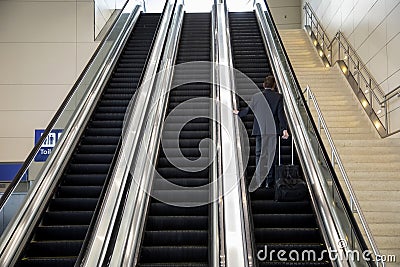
<box><xmin>137</xmin><ymin>13</ymin><xmax>211</xmax><ymax>267</ymax></box>
<box><xmin>16</xmin><ymin>13</ymin><xmax>160</xmax><ymax>267</ymax></box>
<box><xmin>229</xmin><ymin>12</ymin><xmax>331</xmax><ymax>267</ymax></box>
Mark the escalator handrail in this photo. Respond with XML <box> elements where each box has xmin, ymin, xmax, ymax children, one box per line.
<box><xmin>260</xmin><ymin>0</ymin><xmax>375</xmax><ymax>263</ymax></box>
<box><xmin>221</xmin><ymin>1</ymin><xmax>257</xmax><ymax>266</ymax></box>
<box><xmin>0</xmin><ymin>3</ymin><xmax>143</xmax><ymax>265</ymax></box>
<box><xmin>255</xmin><ymin>1</ymin><xmax>371</xmax><ymax>265</ymax></box>
<box><xmin>214</xmin><ymin>2</ymin><xmax>251</xmax><ymax>266</ymax></box>
<box><xmin>0</xmin><ymin>0</ymin><xmax>140</xmax><ymax>213</ymax></box>
<box><xmin>80</xmin><ymin>1</ymin><xmax>179</xmax><ymax>266</ymax></box>
<box><xmin>74</xmin><ymin>1</ymin><xmax>174</xmax><ymax>266</ymax></box>
<box><xmin>211</xmin><ymin>4</ymin><xmax>225</xmax><ymax>267</ymax></box>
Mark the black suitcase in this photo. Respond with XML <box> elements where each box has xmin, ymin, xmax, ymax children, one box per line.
<box><xmin>274</xmin><ymin>137</ymin><xmax>307</xmax><ymax>202</ymax></box>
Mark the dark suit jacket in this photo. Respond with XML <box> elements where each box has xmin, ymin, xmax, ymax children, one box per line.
<box><xmin>238</xmin><ymin>88</ymin><xmax>288</xmax><ymax>136</ymax></box>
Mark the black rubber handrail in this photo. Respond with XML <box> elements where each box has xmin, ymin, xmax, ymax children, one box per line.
<box><xmin>0</xmin><ymin>0</ymin><xmax>139</xmax><ymax>212</ymax></box>
<box><xmin>262</xmin><ymin>0</ymin><xmax>371</xmax><ymax>263</ymax></box>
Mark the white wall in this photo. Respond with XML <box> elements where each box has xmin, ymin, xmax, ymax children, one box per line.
<box><xmin>0</xmin><ymin>0</ymin><xmax>100</xmax><ymax>162</ymax></box>
<box><xmin>95</xmin><ymin>0</ymin><xmax>125</xmax><ymax>37</ymax></box>
<box><xmin>301</xmin><ymin>0</ymin><xmax>400</xmax><ymax>134</ymax></box>
<box><xmin>267</xmin><ymin>0</ymin><xmax>301</xmax><ymax>29</ymax></box>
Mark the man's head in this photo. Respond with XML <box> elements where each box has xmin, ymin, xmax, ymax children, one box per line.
<box><xmin>263</xmin><ymin>75</ymin><xmax>276</xmax><ymax>90</ymax></box>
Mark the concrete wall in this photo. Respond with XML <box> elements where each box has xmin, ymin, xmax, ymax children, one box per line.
<box><xmin>95</xmin><ymin>0</ymin><xmax>125</xmax><ymax>37</ymax></box>
<box><xmin>301</xmin><ymin>0</ymin><xmax>400</xmax><ymax>134</ymax></box>
<box><xmin>267</xmin><ymin>0</ymin><xmax>301</xmax><ymax>29</ymax></box>
<box><xmin>0</xmin><ymin>0</ymin><xmax>101</xmax><ymax>162</ymax></box>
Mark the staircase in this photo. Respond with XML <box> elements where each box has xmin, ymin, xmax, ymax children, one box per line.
<box><xmin>280</xmin><ymin>29</ymin><xmax>400</xmax><ymax>266</ymax></box>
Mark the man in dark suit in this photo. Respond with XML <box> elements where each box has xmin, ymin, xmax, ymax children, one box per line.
<box><xmin>234</xmin><ymin>75</ymin><xmax>288</xmax><ymax>191</ymax></box>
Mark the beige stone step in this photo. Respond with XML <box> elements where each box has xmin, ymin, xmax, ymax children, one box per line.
<box><xmin>319</xmin><ymin>120</ymin><xmax>368</xmax><ymax>128</ymax></box>
<box><xmin>334</xmin><ymin>146</ymin><xmax>397</xmax><ymax>154</ymax></box>
<box><xmin>356</xmin><ymin>191</ymin><xmax>400</xmax><ymax>201</ymax></box>
<box><xmin>307</xmin><ymin>95</ymin><xmax>353</xmax><ymax>102</ymax></box>
<box><xmin>325</xmin><ymin>133</ymin><xmax>377</xmax><ymax>140</ymax></box>
<box><xmin>332</xmin><ymin>139</ymin><xmax>400</xmax><ymax>147</ymax></box>
<box><xmin>315</xmin><ymin>105</ymin><xmax>363</xmax><ymax>113</ymax></box>
<box><xmin>327</xmin><ymin>127</ymin><xmax>376</xmax><ymax>135</ymax></box>
<box><xmin>339</xmin><ymin>154</ymin><xmax>400</xmax><ymax>163</ymax></box>
<box><xmin>351</xmin><ymin>181</ymin><xmax>400</xmax><ymax>191</ymax></box>
<box><xmin>359</xmin><ymin>201</ymin><xmax>400</xmax><ymax>212</ymax></box>
<box><xmin>370</xmin><ymin>223</ymin><xmax>400</xmax><ymax>237</ymax></box>
<box><xmin>373</xmin><ymin>235</ymin><xmax>400</xmax><ymax>249</ymax></box>
<box><xmin>341</xmin><ymin>164</ymin><xmax>399</xmax><ymax>173</ymax></box>
<box><xmin>318</xmin><ymin>115</ymin><xmax>367</xmax><ymax>122</ymax></box>
<box><xmin>342</xmin><ymin>171</ymin><xmax>400</xmax><ymax>180</ymax></box>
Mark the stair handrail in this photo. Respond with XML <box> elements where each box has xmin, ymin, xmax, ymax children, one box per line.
<box><xmin>257</xmin><ymin>0</ymin><xmax>380</xmax><ymax>265</ymax></box>
<box><xmin>304</xmin><ymin>85</ymin><xmax>382</xmax><ymax>265</ymax></box>
<box><xmin>304</xmin><ymin>2</ymin><xmax>400</xmax><ymax>137</ymax></box>
<box><xmin>0</xmin><ymin>2</ymin><xmax>144</xmax><ymax>265</ymax></box>
<box><xmin>303</xmin><ymin>2</ymin><xmax>331</xmax><ymax>52</ymax></box>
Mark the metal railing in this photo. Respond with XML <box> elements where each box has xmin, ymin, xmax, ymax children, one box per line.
<box><xmin>304</xmin><ymin>2</ymin><xmax>400</xmax><ymax>137</ymax></box>
<box><xmin>304</xmin><ymin>85</ymin><xmax>382</xmax><ymax>266</ymax></box>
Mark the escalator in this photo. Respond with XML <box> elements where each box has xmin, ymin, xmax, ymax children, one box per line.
<box><xmin>137</xmin><ymin>13</ymin><xmax>211</xmax><ymax>266</ymax></box>
<box><xmin>229</xmin><ymin>12</ymin><xmax>331</xmax><ymax>267</ymax></box>
<box><xmin>16</xmin><ymin>13</ymin><xmax>160</xmax><ymax>267</ymax></box>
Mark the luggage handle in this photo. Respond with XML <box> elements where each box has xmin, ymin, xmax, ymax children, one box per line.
<box><xmin>278</xmin><ymin>136</ymin><xmax>294</xmax><ymax>166</ymax></box>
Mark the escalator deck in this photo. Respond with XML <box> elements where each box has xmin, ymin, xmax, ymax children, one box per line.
<box><xmin>229</xmin><ymin>12</ymin><xmax>331</xmax><ymax>267</ymax></box>
<box><xmin>138</xmin><ymin>13</ymin><xmax>211</xmax><ymax>267</ymax></box>
<box><xmin>16</xmin><ymin>13</ymin><xmax>160</xmax><ymax>267</ymax></box>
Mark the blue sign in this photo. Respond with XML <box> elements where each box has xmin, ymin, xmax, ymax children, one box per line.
<box><xmin>34</xmin><ymin>129</ymin><xmax>63</xmax><ymax>162</ymax></box>
<box><xmin>0</xmin><ymin>163</ymin><xmax>27</xmax><ymax>182</ymax></box>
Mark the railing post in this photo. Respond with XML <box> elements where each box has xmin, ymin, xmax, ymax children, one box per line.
<box><xmin>385</xmin><ymin>96</ymin><xmax>389</xmax><ymax>133</ymax></box>
<box><xmin>369</xmin><ymin>78</ymin><xmax>372</xmax><ymax>106</ymax></box>
<box><xmin>317</xmin><ymin>117</ymin><xmax>321</xmax><ymax>133</ymax></box>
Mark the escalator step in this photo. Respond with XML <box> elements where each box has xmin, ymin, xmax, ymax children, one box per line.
<box><xmin>24</xmin><ymin>241</ymin><xmax>83</xmax><ymax>257</ymax></box>
<box><xmin>62</xmin><ymin>174</ymin><xmax>107</xmax><ymax>186</ymax></box>
<box><xmin>229</xmin><ymin>11</ymin><xmax>330</xmax><ymax>267</ymax></box>
<box><xmin>42</xmin><ymin>211</ymin><xmax>93</xmax><ymax>225</ymax></box>
<box><xmin>34</xmin><ymin>225</ymin><xmax>88</xmax><ymax>240</ymax></box>
<box><xmin>17</xmin><ymin>258</ymin><xmax>76</xmax><ymax>267</ymax></box>
<box><xmin>138</xmin><ymin>13</ymin><xmax>211</xmax><ymax>266</ymax></box>
<box><xmin>146</xmin><ymin>216</ymin><xmax>208</xmax><ymax>230</ymax></box>
<box><xmin>49</xmin><ymin>198</ymin><xmax>98</xmax><ymax>211</ymax></box>
<box><xmin>254</xmin><ymin>227</ymin><xmax>322</xmax><ymax>243</ymax></box>
<box><xmin>143</xmin><ymin>230</ymin><xmax>208</xmax><ymax>246</ymax></box>
<box><xmin>140</xmin><ymin>246</ymin><xmax>208</xmax><ymax>263</ymax></box>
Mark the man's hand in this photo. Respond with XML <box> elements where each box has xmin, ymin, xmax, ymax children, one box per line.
<box><xmin>282</xmin><ymin>130</ymin><xmax>289</xmax><ymax>139</ymax></box>
<box><xmin>233</xmin><ymin>110</ymin><xmax>239</xmax><ymax>115</ymax></box>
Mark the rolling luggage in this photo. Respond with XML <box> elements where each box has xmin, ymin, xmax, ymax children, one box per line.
<box><xmin>274</xmin><ymin>137</ymin><xmax>307</xmax><ymax>202</ymax></box>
